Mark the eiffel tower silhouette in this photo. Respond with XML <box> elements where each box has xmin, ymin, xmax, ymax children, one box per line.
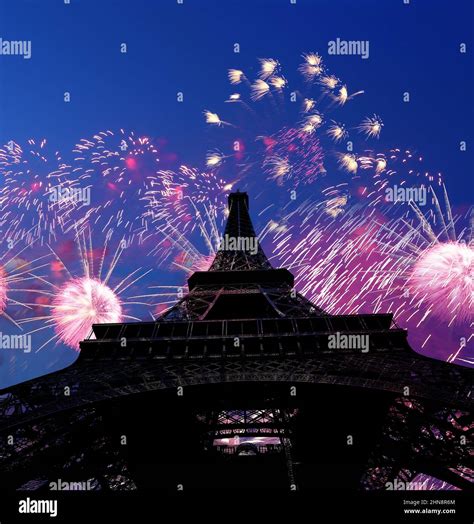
<box><xmin>0</xmin><ymin>191</ymin><xmax>472</xmax><ymax>492</ymax></box>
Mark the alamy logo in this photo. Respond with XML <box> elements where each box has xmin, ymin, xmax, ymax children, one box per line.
<box><xmin>219</xmin><ymin>234</ymin><xmax>258</xmax><ymax>255</ymax></box>
<box><xmin>49</xmin><ymin>479</ymin><xmax>94</xmax><ymax>491</ymax></box>
<box><xmin>328</xmin><ymin>38</ymin><xmax>369</xmax><ymax>59</ymax></box>
<box><xmin>0</xmin><ymin>332</ymin><xmax>31</xmax><ymax>353</ymax></box>
<box><xmin>49</xmin><ymin>186</ymin><xmax>91</xmax><ymax>206</ymax></box>
<box><xmin>327</xmin><ymin>332</ymin><xmax>369</xmax><ymax>353</ymax></box>
<box><xmin>385</xmin><ymin>185</ymin><xmax>426</xmax><ymax>206</ymax></box>
<box><xmin>0</xmin><ymin>38</ymin><xmax>31</xmax><ymax>59</ymax></box>
<box><xmin>385</xmin><ymin>479</ymin><xmax>429</xmax><ymax>490</ymax></box>
<box><xmin>18</xmin><ymin>498</ymin><xmax>57</xmax><ymax>518</ymax></box>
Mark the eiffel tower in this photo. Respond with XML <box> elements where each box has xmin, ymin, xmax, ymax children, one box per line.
<box><xmin>0</xmin><ymin>191</ymin><xmax>472</xmax><ymax>493</ymax></box>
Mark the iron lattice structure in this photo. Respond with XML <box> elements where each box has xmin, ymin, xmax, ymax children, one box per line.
<box><xmin>0</xmin><ymin>191</ymin><xmax>472</xmax><ymax>492</ymax></box>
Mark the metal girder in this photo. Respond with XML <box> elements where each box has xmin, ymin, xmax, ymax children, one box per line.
<box><xmin>0</xmin><ymin>353</ymin><xmax>472</xmax><ymax>435</ymax></box>
<box><xmin>361</xmin><ymin>397</ymin><xmax>473</xmax><ymax>490</ymax></box>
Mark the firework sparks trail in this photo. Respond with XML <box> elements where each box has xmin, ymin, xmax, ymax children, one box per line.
<box><xmin>315</xmin><ymin>147</ymin><xmax>446</xmax><ymax>213</ymax></box>
<box><xmin>327</xmin><ymin>121</ymin><xmax>347</xmax><ymax>143</ymax></box>
<box><xmin>0</xmin><ymin>241</ymin><xmax>56</xmax><ymax>330</ymax></box>
<box><xmin>358</xmin><ymin>115</ymin><xmax>384</xmax><ymax>139</ymax></box>
<box><xmin>203</xmin><ymin>110</ymin><xmax>232</xmax><ymax>127</ymax></box>
<box><xmin>18</xmin><ymin>228</ymin><xmax>162</xmax><ymax>350</ymax></box>
<box><xmin>257</xmin><ymin>181</ymin><xmax>472</xmax><ymax>366</ymax></box>
<box><xmin>298</xmin><ymin>52</ymin><xmax>324</xmax><ymax>80</ymax></box>
<box><xmin>259</xmin><ymin>58</ymin><xmax>280</xmax><ymax>80</ymax></box>
<box><xmin>338</xmin><ymin>153</ymin><xmax>359</xmax><ymax>174</ymax></box>
<box><xmin>145</xmin><ymin>165</ymin><xmax>232</xmax><ymax>273</ymax></box>
<box><xmin>261</xmin><ymin>127</ymin><xmax>326</xmax><ymax>185</ymax></box>
<box><xmin>228</xmin><ymin>69</ymin><xmax>246</xmax><ymax>85</ymax></box>
<box><xmin>203</xmin><ymin>51</ymin><xmax>381</xmax><ymax>189</ymax></box>
<box><xmin>0</xmin><ymin>139</ymin><xmax>81</xmax><ymax>246</ymax></box>
<box><xmin>68</xmin><ymin>129</ymin><xmax>169</xmax><ymax>244</ymax></box>
<box><xmin>250</xmin><ymin>79</ymin><xmax>271</xmax><ymax>102</ymax></box>
<box><xmin>332</xmin><ymin>84</ymin><xmax>365</xmax><ymax>106</ymax></box>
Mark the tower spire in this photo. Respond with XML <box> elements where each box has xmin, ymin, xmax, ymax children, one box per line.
<box><xmin>209</xmin><ymin>191</ymin><xmax>272</xmax><ymax>271</ymax></box>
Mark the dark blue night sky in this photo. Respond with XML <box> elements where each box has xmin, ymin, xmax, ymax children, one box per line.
<box><xmin>1</xmin><ymin>0</ymin><xmax>472</xmax><ymax>203</ymax></box>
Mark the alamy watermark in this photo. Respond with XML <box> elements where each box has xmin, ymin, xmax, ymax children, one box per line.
<box><xmin>49</xmin><ymin>186</ymin><xmax>91</xmax><ymax>206</ymax></box>
<box><xmin>327</xmin><ymin>332</ymin><xmax>369</xmax><ymax>353</ymax></box>
<box><xmin>218</xmin><ymin>234</ymin><xmax>258</xmax><ymax>255</ymax></box>
<box><xmin>0</xmin><ymin>38</ymin><xmax>31</xmax><ymax>59</ymax></box>
<box><xmin>0</xmin><ymin>333</ymin><xmax>31</xmax><ymax>353</ymax></box>
<box><xmin>385</xmin><ymin>185</ymin><xmax>426</xmax><ymax>206</ymax></box>
<box><xmin>49</xmin><ymin>478</ymin><xmax>94</xmax><ymax>491</ymax></box>
<box><xmin>18</xmin><ymin>498</ymin><xmax>57</xmax><ymax>518</ymax></box>
<box><xmin>385</xmin><ymin>478</ymin><xmax>429</xmax><ymax>490</ymax></box>
<box><xmin>328</xmin><ymin>38</ymin><xmax>369</xmax><ymax>59</ymax></box>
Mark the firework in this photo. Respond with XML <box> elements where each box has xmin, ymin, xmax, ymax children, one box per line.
<box><xmin>146</xmin><ymin>165</ymin><xmax>232</xmax><ymax>273</ymax></box>
<box><xmin>301</xmin><ymin>113</ymin><xmax>323</xmax><ymax>134</ymax></box>
<box><xmin>203</xmin><ymin>51</ymin><xmax>381</xmax><ymax>191</ymax></box>
<box><xmin>269</xmin><ymin>76</ymin><xmax>287</xmax><ymax>90</ymax></box>
<box><xmin>410</xmin><ymin>242</ymin><xmax>473</xmax><ymax>324</ymax></box>
<box><xmin>320</xmin><ymin>75</ymin><xmax>339</xmax><ymax>90</ymax></box>
<box><xmin>255</xmin><ymin>179</ymin><xmax>472</xmax><ymax>366</ymax></box>
<box><xmin>316</xmin><ymin>147</ymin><xmax>445</xmax><ymax>210</ymax></box>
<box><xmin>51</xmin><ymin>277</ymin><xmax>123</xmax><ymax>348</ymax></box>
<box><xmin>206</xmin><ymin>151</ymin><xmax>225</xmax><ymax>167</ymax></box>
<box><xmin>0</xmin><ymin>139</ymin><xmax>79</xmax><ymax>245</ymax></box>
<box><xmin>20</xmin><ymin>229</ymin><xmax>156</xmax><ymax>351</ymax></box>
<box><xmin>358</xmin><ymin>115</ymin><xmax>384</xmax><ymax>139</ymax></box>
<box><xmin>0</xmin><ymin>241</ymin><xmax>54</xmax><ymax>329</ymax></box>
<box><xmin>69</xmin><ymin>129</ymin><xmax>168</xmax><ymax>244</ymax></box>
<box><xmin>228</xmin><ymin>69</ymin><xmax>245</xmax><ymax>85</ymax></box>
<box><xmin>250</xmin><ymin>79</ymin><xmax>270</xmax><ymax>101</ymax></box>
<box><xmin>325</xmin><ymin>195</ymin><xmax>348</xmax><ymax>218</ymax></box>
<box><xmin>333</xmin><ymin>85</ymin><xmax>365</xmax><ymax>105</ymax></box>
<box><xmin>261</xmin><ymin>127</ymin><xmax>326</xmax><ymax>185</ymax></box>
<box><xmin>151</xmin><ymin>203</ymin><xmax>223</xmax><ymax>274</ymax></box>
<box><xmin>375</xmin><ymin>156</ymin><xmax>387</xmax><ymax>174</ymax></box>
<box><xmin>204</xmin><ymin>110</ymin><xmax>225</xmax><ymax>126</ymax></box>
<box><xmin>147</xmin><ymin>164</ymin><xmax>231</xmax><ymax>211</ymax></box>
<box><xmin>327</xmin><ymin>122</ymin><xmax>347</xmax><ymax>142</ymax></box>
<box><xmin>338</xmin><ymin>153</ymin><xmax>358</xmax><ymax>174</ymax></box>
<box><xmin>263</xmin><ymin>155</ymin><xmax>291</xmax><ymax>183</ymax></box>
<box><xmin>227</xmin><ymin>93</ymin><xmax>241</xmax><ymax>102</ymax></box>
<box><xmin>259</xmin><ymin>58</ymin><xmax>279</xmax><ymax>79</ymax></box>
<box><xmin>303</xmin><ymin>98</ymin><xmax>316</xmax><ymax>112</ymax></box>
<box><xmin>299</xmin><ymin>52</ymin><xmax>324</xmax><ymax>80</ymax></box>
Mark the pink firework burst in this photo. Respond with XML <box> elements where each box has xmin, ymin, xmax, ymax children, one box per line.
<box><xmin>410</xmin><ymin>242</ymin><xmax>473</xmax><ymax>325</ymax></box>
<box><xmin>51</xmin><ymin>277</ymin><xmax>123</xmax><ymax>349</ymax></box>
<box><xmin>19</xmin><ymin>229</ymin><xmax>160</xmax><ymax>352</ymax></box>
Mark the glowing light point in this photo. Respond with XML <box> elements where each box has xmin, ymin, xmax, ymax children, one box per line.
<box><xmin>52</xmin><ymin>277</ymin><xmax>123</xmax><ymax>349</ymax></box>
<box><xmin>410</xmin><ymin>242</ymin><xmax>473</xmax><ymax>324</ymax></box>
